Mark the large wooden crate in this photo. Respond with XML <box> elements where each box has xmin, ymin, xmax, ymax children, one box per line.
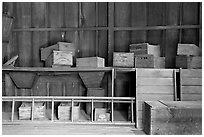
<box><xmin>113</xmin><ymin>52</ymin><xmax>134</xmax><ymax>67</ymax></box>
<box><xmin>94</xmin><ymin>108</ymin><xmax>110</xmax><ymax>122</ymax></box>
<box><xmin>135</xmin><ymin>54</ymin><xmax>165</xmax><ymax>68</ymax></box>
<box><xmin>129</xmin><ymin>43</ymin><xmax>160</xmax><ymax>57</ymax></box>
<box><xmin>18</xmin><ymin>102</ymin><xmax>46</xmax><ymax>120</ymax></box>
<box><xmin>143</xmin><ymin>101</ymin><xmax>202</xmax><ymax>135</ymax></box>
<box><xmin>136</xmin><ymin>69</ymin><xmax>176</xmax><ymax>129</ymax></box>
<box><xmin>180</xmin><ymin>69</ymin><xmax>202</xmax><ymax>101</ymax></box>
<box><xmin>177</xmin><ymin>43</ymin><xmax>200</xmax><ymax>56</ymax></box>
<box><xmin>76</xmin><ymin>57</ymin><xmax>105</xmax><ymax>67</ymax></box>
<box><xmin>41</xmin><ymin>42</ymin><xmax>76</xmax><ymax>61</ymax></box>
<box><xmin>176</xmin><ymin>55</ymin><xmax>202</xmax><ymax>69</ymax></box>
<box><xmin>86</xmin><ymin>88</ymin><xmax>105</xmax><ymax>116</ymax></box>
<box><xmin>58</xmin><ymin>103</ymin><xmax>71</xmax><ymax>120</ymax></box>
<box><xmin>45</xmin><ymin>50</ymin><xmax>73</xmax><ymax>67</ymax></box>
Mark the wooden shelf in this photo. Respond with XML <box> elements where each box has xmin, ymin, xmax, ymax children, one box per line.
<box><xmin>115</xmin><ymin>67</ymin><xmax>136</xmax><ymax>72</ymax></box>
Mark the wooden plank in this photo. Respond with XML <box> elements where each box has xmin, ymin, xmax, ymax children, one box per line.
<box><xmin>137</xmin><ymin>69</ymin><xmax>173</xmax><ymax>78</ymax></box>
<box><xmin>16</xmin><ymin>2</ymin><xmax>32</xmax><ymax>67</ymax></box>
<box><xmin>182</xmin><ymin>78</ymin><xmax>202</xmax><ymax>86</ymax></box>
<box><xmin>181</xmin><ymin>94</ymin><xmax>202</xmax><ymax>101</ymax></box>
<box><xmin>137</xmin><ymin>78</ymin><xmax>174</xmax><ymax>85</ymax></box>
<box><xmin>131</xmin><ymin>2</ymin><xmax>147</xmax><ymax>43</ymax></box>
<box><xmin>165</xmin><ymin>3</ymin><xmax>180</xmax><ymax>68</ymax></box>
<box><xmin>138</xmin><ymin>94</ymin><xmax>174</xmax><ymax>103</ymax></box>
<box><xmin>181</xmin><ymin>69</ymin><xmax>202</xmax><ymax>78</ymax></box>
<box><xmin>114</xmin><ymin>2</ymin><xmax>131</xmax><ymax>52</ymax></box>
<box><xmin>137</xmin><ymin>85</ymin><xmax>174</xmax><ymax>94</ymax></box>
<box><xmin>31</xmin><ymin>2</ymin><xmax>48</xmax><ymax>67</ymax></box>
<box><xmin>182</xmin><ymin>86</ymin><xmax>202</xmax><ymax>94</ymax></box>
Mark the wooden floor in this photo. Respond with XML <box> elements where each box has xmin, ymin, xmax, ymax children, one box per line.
<box><xmin>2</xmin><ymin>123</ymin><xmax>146</xmax><ymax>135</ymax></box>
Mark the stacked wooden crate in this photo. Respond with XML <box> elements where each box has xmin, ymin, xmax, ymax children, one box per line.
<box><xmin>113</xmin><ymin>52</ymin><xmax>134</xmax><ymax>67</ymax></box>
<box><xmin>18</xmin><ymin>102</ymin><xmax>46</xmax><ymax>120</ymax></box>
<box><xmin>41</xmin><ymin>42</ymin><xmax>76</xmax><ymax>67</ymax></box>
<box><xmin>136</xmin><ymin>69</ymin><xmax>176</xmax><ymax>129</ymax></box>
<box><xmin>176</xmin><ymin>44</ymin><xmax>201</xmax><ymax>69</ymax></box>
<box><xmin>130</xmin><ymin>43</ymin><xmax>165</xmax><ymax>68</ymax></box>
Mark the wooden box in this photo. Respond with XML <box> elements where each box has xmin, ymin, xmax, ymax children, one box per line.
<box><xmin>76</xmin><ymin>57</ymin><xmax>105</xmax><ymax>67</ymax></box>
<box><xmin>58</xmin><ymin>103</ymin><xmax>71</xmax><ymax>120</ymax></box>
<box><xmin>176</xmin><ymin>55</ymin><xmax>202</xmax><ymax>69</ymax></box>
<box><xmin>86</xmin><ymin>88</ymin><xmax>105</xmax><ymax>116</ymax></box>
<box><xmin>177</xmin><ymin>43</ymin><xmax>200</xmax><ymax>56</ymax></box>
<box><xmin>143</xmin><ymin>101</ymin><xmax>202</xmax><ymax>135</ymax></box>
<box><xmin>129</xmin><ymin>43</ymin><xmax>160</xmax><ymax>57</ymax></box>
<box><xmin>94</xmin><ymin>108</ymin><xmax>110</xmax><ymax>122</ymax></box>
<box><xmin>45</xmin><ymin>50</ymin><xmax>73</xmax><ymax>67</ymax></box>
<box><xmin>18</xmin><ymin>102</ymin><xmax>46</xmax><ymax>120</ymax></box>
<box><xmin>41</xmin><ymin>42</ymin><xmax>76</xmax><ymax>61</ymax></box>
<box><xmin>113</xmin><ymin>52</ymin><xmax>134</xmax><ymax>67</ymax></box>
<box><xmin>135</xmin><ymin>54</ymin><xmax>165</xmax><ymax>68</ymax></box>
<box><xmin>72</xmin><ymin>104</ymin><xmax>80</xmax><ymax>121</ymax></box>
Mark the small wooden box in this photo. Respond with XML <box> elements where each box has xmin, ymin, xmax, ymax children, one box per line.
<box><xmin>18</xmin><ymin>102</ymin><xmax>46</xmax><ymax>120</ymax></box>
<box><xmin>86</xmin><ymin>88</ymin><xmax>105</xmax><ymax>116</ymax></box>
<box><xmin>41</xmin><ymin>42</ymin><xmax>76</xmax><ymax>61</ymax></box>
<box><xmin>94</xmin><ymin>108</ymin><xmax>110</xmax><ymax>122</ymax></box>
<box><xmin>135</xmin><ymin>54</ymin><xmax>165</xmax><ymax>68</ymax></box>
<box><xmin>177</xmin><ymin>43</ymin><xmax>200</xmax><ymax>56</ymax></box>
<box><xmin>76</xmin><ymin>57</ymin><xmax>105</xmax><ymax>67</ymax></box>
<box><xmin>45</xmin><ymin>50</ymin><xmax>73</xmax><ymax>67</ymax></box>
<box><xmin>113</xmin><ymin>52</ymin><xmax>134</xmax><ymax>67</ymax></box>
<box><xmin>176</xmin><ymin>55</ymin><xmax>202</xmax><ymax>69</ymax></box>
<box><xmin>143</xmin><ymin>101</ymin><xmax>202</xmax><ymax>135</ymax></box>
<box><xmin>129</xmin><ymin>43</ymin><xmax>160</xmax><ymax>57</ymax></box>
<box><xmin>58</xmin><ymin>103</ymin><xmax>71</xmax><ymax>120</ymax></box>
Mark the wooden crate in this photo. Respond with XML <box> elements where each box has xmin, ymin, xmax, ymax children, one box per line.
<box><xmin>143</xmin><ymin>101</ymin><xmax>202</xmax><ymax>135</ymax></box>
<box><xmin>79</xmin><ymin>72</ymin><xmax>105</xmax><ymax>88</ymax></box>
<box><xmin>18</xmin><ymin>102</ymin><xmax>46</xmax><ymax>120</ymax></box>
<box><xmin>135</xmin><ymin>54</ymin><xmax>165</xmax><ymax>68</ymax></box>
<box><xmin>176</xmin><ymin>55</ymin><xmax>202</xmax><ymax>69</ymax></box>
<box><xmin>76</xmin><ymin>57</ymin><xmax>105</xmax><ymax>67</ymax></box>
<box><xmin>129</xmin><ymin>43</ymin><xmax>160</xmax><ymax>57</ymax></box>
<box><xmin>136</xmin><ymin>69</ymin><xmax>176</xmax><ymax>129</ymax></box>
<box><xmin>177</xmin><ymin>43</ymin><xmax>200</xmax><ymax>56</ymax></box>
<box><xmin>2</xmin><ymin>14</ymin><xmax>13</xmax><ymax>42</ymax></box>
<box><xmin>45</xmin><ymin>50</ymin><xmax>73</xmax><ymax>67</ymax></box>
<box><xmin>41</xmin><ymin>42</ymin><xmax>76</xmax><ymax>61</ymax></box>
<box><xmin>86</xmin><ymin>88</ymin><xmax>105</xmax><ymax>116</ymax></box>
<box><xmin>72</xmin><ymin>103</ymin><xmax>80</xmax><ymax>121</ymax></box>
<box><xmin>94</xmin><ymin>108</ymin><xmax>110</xmax><ymax>122</ymax></box>
<box><xmin>180</xmin><ymin>69</ymin><xmax>202</xmax><ymax>101</ymax></box>
<box><xmin>113</xmin><ymin>52</ymin><xmax>134</xmax><ymax>67</ymax></box>
<box><xmin>58</xmin><ymin>103</ymin><xmax>71</xmax><ymax>120</ymax></box>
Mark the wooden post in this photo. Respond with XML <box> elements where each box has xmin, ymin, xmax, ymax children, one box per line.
<box><xmin>111</xmin><ymin>99</ymin><xmax>114</xmax><ymax>122</ymax></box>
<box><xmin>91</xmin><ymin>99</ymin><xmax>94</xmax><ymax>122</ymax></box>
<box><xmin>71</xmin><ymin>99</ymin><xmax>74</xmax><ymax>122</ymax></box>
<box><xmin>51</xmin><ymin>98</ymin><xmax>54</xmax><ymax>121</ymax></box>
<box><xmin>95</xmin><ymin>2</ymin><xmax>99</xmax><ymax>56</ymax></box>
<box><xmin>199</xmin><ymin>3</ymin><xmax>202</xmax><ymax>55</ymax></box>
<box><xmin>31</xmin><ymin>98</ymin><xmax>34</xmax><ymax>121</ymax></box>
<box><xmin>179</xmin><ymin>68</ymin><xmax>182</xmax><ymax>101</ymax></box>
<box><xmin>131</xmin><ymin>99</ymin><xmax>134</xmax><ymax>123</ymax></box>
<box><xmin>135</xmin><ymin>68</ymin><xmax>138</xmax><ymax>128</ymax></box>
<box><xmin>111</xmin><ymin>68</ymin><xmax>114</xmax><ymax>97</ymax></box>
<box><xmin>173</xmin><ymin>69</ymin><xmax>177</xmax><ymax>101</ymax></box>
<box><xmin>11</xmin><ymin>98</ymin><xmax>15</xmax><ymax>121</ymax></box>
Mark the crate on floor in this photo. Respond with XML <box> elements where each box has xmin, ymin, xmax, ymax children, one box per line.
<box><xmin>72</xmin><ymin>103</ymin><xmax>80</xmax><ymax>121</ymax></box>
<box><xmin>176</xmin><ymin>55</ymin><xmax>202</xmax><ymax>69</ymax></box>
<box><xmin>76</xmin><ymin>57</ymin><xmax>105</xmax><ymax>67</ymax></box>
<box><xmin>129</xmin><ymin>43</ymin><xmax>160</xmax><ymax>57</ymax></box>
<box><xmin>135</xmin><ymin>54</ymin><xmax>165</xmax><ymax>68</ymax></box>
<box><xmin>58</xmin><ymin>103</ymin><xmax>71</xmax><ymax>120</ymax></box>
<box><xmin>45</xmin><ymin>50</ymin><xmax>73</xmax><ymax>67</ymax></box>
<box><xmin>41</xmin><ymin>42</ymin><xmax>76</xmax><ymax>61</ymax></box>
<box><xmin>177</xmin><ymin>43</ymin><xmax>200</xmax><ymax>56</ymax></box>
<box><xmin>18</xmin><ymin>102</ymin><xmax>46</xmax><ymax>120</ymax></box>
<box><xmin>94</xmin><ymin>108</ymin><xmax>110</xmax><ymax>122</ymax></box>
<box><xmin>113</xmin><ymin>52</ymin><xmax>134</xmax><ymax>67</ymax></box>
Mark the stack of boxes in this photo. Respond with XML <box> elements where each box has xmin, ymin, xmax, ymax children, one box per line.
<box><xmin>41</xmin><ymin>42</ymin><xmax>76</xmax><ymax>68</ymax></box>
<box><xmin>176</xmin><ymin>43</ymin><xmax>202</xmax><ymax>69</ymax></box>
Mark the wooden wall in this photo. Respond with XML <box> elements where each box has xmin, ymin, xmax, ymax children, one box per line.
<box><xmin>2</xmin><ymin>2</ymin><xmax>201</xmax><ymax>112</ymax></box>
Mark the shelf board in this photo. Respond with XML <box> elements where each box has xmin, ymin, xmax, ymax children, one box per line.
<box><xmin>2</xmin><ymin>66</ymin><xmax>113</xmax><ymax>72</ymax></box>
<box><xmin>115</xmin><ymin>68</ymin><xmax>136</xmax><ymax>72</ymax></box>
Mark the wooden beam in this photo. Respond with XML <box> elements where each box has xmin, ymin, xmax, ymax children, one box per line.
<box><xmin>51</xmin><ymin>98</ymin><xmax>54</xmax><ymax>121</ymax></box>
<box><xmin>11</xmin><ymin>98</ymin><xmax>15</xmax><ymax>121</ymax></box>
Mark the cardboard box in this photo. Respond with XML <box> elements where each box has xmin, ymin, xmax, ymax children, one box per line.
<box><xmin>76</xmin><ymin>57</ymin><xmax>105</xmax><ymax>67</ymax></box>
<box><xmin>176</xmin><ymin>55</ymin><xmax>202</xmax><ymax>69</ymax></box>
<box><xmin>177</xmin><ymin>43</ymin><xmax>200</xmax><ymax>56</ymax></box>
<box><xmin>45</xmin><ymin>50</ymin><xmax>73</xmax><ymax>67</ymax></box>
<box><xmin>94</xmin><ymin>108</ymin><xmax>110</xmax><ymax>122</ymax></box>
<box><xmin>130</xmin><ymin>43</ymin><xmax>160</xmax><ymax>57</ymax></box>
<box><xmin>135</xmin><ymin>54</ymin><xmax>165</xmax><ymax>68</ymax></box>
<box><xmin>41</xmin><ymin>42</ymin><xmax>76</xmax><ymax>61</ymax></box>
<box><xmin>113</xmin><ymin>52</ymin><xmax>134</xmax><ymax>67</ymax></box>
